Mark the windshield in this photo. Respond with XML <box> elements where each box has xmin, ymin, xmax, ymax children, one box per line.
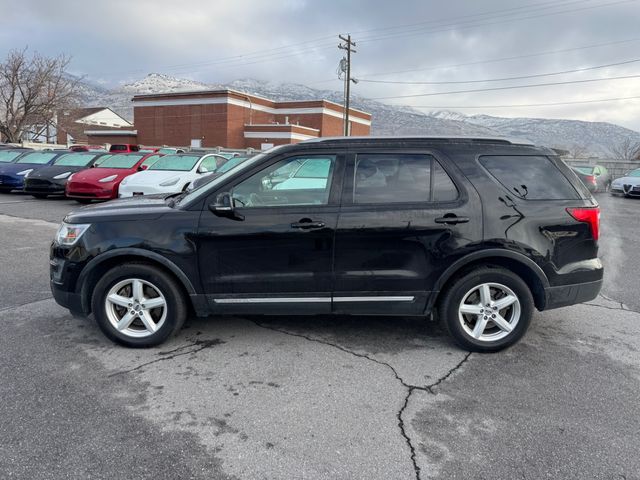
<box><xmin>96</xmin><ymin>154</ymin><xmax>144</xmax><ymax>169</ymax></box>
<box><xmin>16</xmin><ymin>152</ymin><xmax>57</xmax><ymax>164</ymax></box>
<box><xmin>628</xmin><ymin>169</ymin><xmax>640</xmax><ymax>177</ymax></box>
<box><xmin>178</xmin><ymin>146</ymin><xmax>287</xmax><ymax>205</ymax></box>
<box><xmin>54</xmin><ymin>153</ymin><xmax>99</xmax><ymax>167</ymax></box>
<box><xmin>573</xmin><ymin>166</ymin><xmax>594</xmax><ymax>175</ymax></box>
<box><xmin>0</xmin><ymin>150</ymin><xmax>24</xmax><ymax>163</ymax></box>
<box><xmin>148</xmin><ymin>154</ymin><xmax>200</xmax><ymax>171</ymax></box>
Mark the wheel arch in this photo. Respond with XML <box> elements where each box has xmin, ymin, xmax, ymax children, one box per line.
<box><xmin>429</xmin><ymin>249</ymin><xmax>549</xmax><ymax>312</ymax></box>
<box><xmin>76</xmin><ymin>248</ymin><xmax>196</xmax><ymax>315</ymax></box>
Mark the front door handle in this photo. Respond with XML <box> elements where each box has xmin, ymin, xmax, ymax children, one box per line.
<box><xmin>291</xmin><ymin>219</ymin><xmax>325</xmax><ymax>230</ymax></box>
<box><xmin>435</xmin><ymin>214</ymin><xmax>470</xmax><ymax>225</ymax></box>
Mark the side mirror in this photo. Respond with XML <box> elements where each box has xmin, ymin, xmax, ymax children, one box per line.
<box><xmin>209</xmin><ymin>192</ymin><xmax>244</xmax><ymax>220</ymax></box>
<box><xmin>198</xmin><ymin>166</ymin><xmax>208</xmax><ymax>173</ymax></box>
<box><xmin>138</xmin><ymin>164</ymin><xmax>148</xmax><ymax>171</ymax></box>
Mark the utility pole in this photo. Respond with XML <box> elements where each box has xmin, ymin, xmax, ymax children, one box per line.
<box><xmin>338</xmin><ymin>34</ymin><xmax>356</xmax><ymax>136</ymax></box>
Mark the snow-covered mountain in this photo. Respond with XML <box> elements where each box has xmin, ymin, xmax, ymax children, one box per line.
<box><xmin>77</xmin><ymin>73</ymin><xmax>640</xmax><ymax>157</ymax></box>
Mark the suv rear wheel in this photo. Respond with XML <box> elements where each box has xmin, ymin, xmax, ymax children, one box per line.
<box><xmin>91</xmin><ymin>264</ymin><xmax>187</xmax><ymax>347</ymax></box>
<box><xmin>439</xmin><ymin>267</ymin><xmax>533</xmax><ymax>352</ymax></box>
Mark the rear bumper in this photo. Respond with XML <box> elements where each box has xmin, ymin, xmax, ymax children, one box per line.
<box><xmin>543</xmin><ymin>279</ymin><xmax>602</xmax><ymax>310</ymax></box>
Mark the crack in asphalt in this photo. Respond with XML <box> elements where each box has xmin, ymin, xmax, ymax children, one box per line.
<box><xmin>249</xmin><ymin>319</ymin><xmax>472</xmax><ymax>480</ymax></box>
<box><xmin>107</xmin><ymin>338</ymin><xmax>224</xmax><ymax>377</ymax></box>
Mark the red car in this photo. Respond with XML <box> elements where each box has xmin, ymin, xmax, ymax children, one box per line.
<box><xmin>109</xmin><ymin>144</ymin><xmax>140</xmax><ymax>153</ymax></box>
<box><xmin>65</xmin><ymin>152</ymin><xmax>161</xmax><ymax>203</ymax></box>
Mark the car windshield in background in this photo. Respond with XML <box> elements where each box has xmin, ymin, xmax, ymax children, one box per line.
<box><xmin>573</xmin><ymin>166</ymin><xmax>594</xmax><ymax>175</ymax></box>
<box><xmin>0</xmin><ymin>150</ymin><xmax>23</xmax><ymax>162</ymax></box>
<box><xmin>96</xmin><ymin>154</ymin><xmax>144</xmax><ymax>169</ymax></box>
<box><xmin>148</xmin><ymin>155</ymin><xmax>200</xmax><ymax>171</ymax></box>
<box><xmin>627</xmin><ymin>168</ymin><xmax>640</xmax><ymax>177</ymax></box>
<box><xmin>16</xmin><ymin>152</ymin><xmax>57</xmax><ymax>164</ymax></box>
<box><xmin>54</xmin><ymin>153</ymin><xmax>99</xmax><ymax>167</ymax></box>
<box><xmin>217</xmin><ymin>156</ymin><xmax>250</xmax><ymax>173</ymax></box>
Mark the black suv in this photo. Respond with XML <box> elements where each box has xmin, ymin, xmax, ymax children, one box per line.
<box><xmin>50</xmin><ymin>137</ymin><xmax>603</xmax><ymax>352</ymax></box>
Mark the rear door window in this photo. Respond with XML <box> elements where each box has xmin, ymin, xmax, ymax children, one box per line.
<box><xmin>480</xmin><ymin>155</ymin><xmax>579</xmax><ymax>200</ymax></box>
<box><xmin>352</xmin><ymin>153</ymin><xmax>458</xmax><ymax>204</ymax></box>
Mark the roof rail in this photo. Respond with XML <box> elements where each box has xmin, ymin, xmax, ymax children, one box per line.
<box><xmin>301</xmin><ymin>135</ymin><xmax>535</xmax><ymax>146</ymax></box>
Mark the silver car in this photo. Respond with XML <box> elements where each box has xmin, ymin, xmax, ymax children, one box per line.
<box><xmin>611</xmin><ymin>167</ymin><xmax>640</xmax><ymax>197</ymax></box>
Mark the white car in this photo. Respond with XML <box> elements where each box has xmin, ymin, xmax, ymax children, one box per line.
<box><xmin>118</xmin><ymin>153</ymin><xmax>228</xmax><ymax>197</ymax></box>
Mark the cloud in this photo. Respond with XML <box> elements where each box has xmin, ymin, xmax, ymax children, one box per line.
<box><xmin>1</xmin><ymin>0</ymin><xmax>640</xmax><ymax>129</ymax></box>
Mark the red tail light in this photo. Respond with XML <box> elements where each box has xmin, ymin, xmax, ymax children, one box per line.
<box><xmin>566</xmin><ymin>207</ymin><xmax>600</xmax><ymax>240</ymax></box>
<box><xmin>585</xmin><ymin>175</ymin><xmax>597</xmax><ymax>185</ymax></box>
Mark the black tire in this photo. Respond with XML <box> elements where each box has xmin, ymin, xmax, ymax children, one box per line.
<box><xmin>91</xmin><ymin>263</ymin><xmax>187</xmax><ymax>347</ymax></box>
<box><xmin>32</xmin><ymin>193</ymin><xmax>48</xmax><ymax>199</ymax></box>
<box><xmin>75</xmin><ymin>198</ymin><xmax>93</xmax><ymax>204</ymax></box>
<box><xmin>438</xmin><ymin>267</ymin><xmax>533</xmax><ymax>353</ymax></box>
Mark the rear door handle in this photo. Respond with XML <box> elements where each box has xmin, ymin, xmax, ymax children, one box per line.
<box><xmin>434</xmin><ymin>214</ymin><xmax>470</xmax><ymax>225</ymax></box>
<box><xmin>291</xmin><ymin>220</ymin><xmax>325</xmax><ymax>229</ymax></box>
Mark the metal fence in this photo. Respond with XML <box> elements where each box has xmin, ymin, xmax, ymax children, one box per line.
<box><xmin>563</xmin><ymin>158</ymin><xmax>640</xmax><ymax>179</ymax></box>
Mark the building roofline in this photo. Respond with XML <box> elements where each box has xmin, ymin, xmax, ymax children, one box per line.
<box><xmin>131</xmin><ymin>88</ymin><xmax>371</xmax><ymax>115</ymax></box>
<box><xmin>84</xmin><ymin>130</ymin><xmax>138</xmax><ymax>136</ymax></box>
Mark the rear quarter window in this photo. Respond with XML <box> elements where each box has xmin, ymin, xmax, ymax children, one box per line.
<box><xmin>479</xmin><ymin>155</ymin><xmax>579</xmax><ymax>200</ymax></box>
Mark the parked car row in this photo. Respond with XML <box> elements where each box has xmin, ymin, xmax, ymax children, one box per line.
<box><xmin>569</xmin><ymin>163</ymin><xmax>640</xmax><ymax>197</ymax></box>
<box><xmin>0</xmin><ymin>147</ymin><xmax>254</xmax><ymax>201</ymax></box>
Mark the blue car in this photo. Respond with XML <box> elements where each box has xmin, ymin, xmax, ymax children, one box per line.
<box><xmin>0</xmin><ymin>150</ymin><xmax>67</xmax><ymax>192</ymax></box>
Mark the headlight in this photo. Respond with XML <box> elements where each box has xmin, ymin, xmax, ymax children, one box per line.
<box><xmin>98</xmin><ymin>174</ymin><xmax>117</xmax><ymax>183</ymax></box>
<box><xmin>160</xmin><ymin>177</ymin><xmax>180</xmax><ymax>186</ymax></box>
<box><xmin>53</xmin><ymin>171</ymin><xmax>72</xmax><ymax>180</ymax></box>
<box><xmin>17</xmin><ymin>169</ymin><xmax>33</xmax><ymax>177</ymax></box>
<box><xmin>55</xmin><ymin>223</ymin><xmax>91</xmax><ymax>246</ymax></box>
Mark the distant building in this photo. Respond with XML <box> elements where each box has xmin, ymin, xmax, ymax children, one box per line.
<box><xmin>85</xmin><ymin>89</ymin><xmax>371</xmax><ymax>149</ymax></box>
<box><xmin>56</xmin><ymin>107</ymin><xmax>132</xmax><ymax>145</ymax></box>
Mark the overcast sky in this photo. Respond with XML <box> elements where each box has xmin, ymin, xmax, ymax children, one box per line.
<box><xmin>2</xmin><ymin>0</ymin><xmax>640</xmax><ymax>129</ymax></box>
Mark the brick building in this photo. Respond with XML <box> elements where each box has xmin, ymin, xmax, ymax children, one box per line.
<box><xmin>56</xmin><ymin>107</ymin><xmax>132</xmax><ymax>145</ymax></box>
<box><xmin>123</xmin><ymin>89</ymin><xmax>371</xmax><ymax>149</ymax></box>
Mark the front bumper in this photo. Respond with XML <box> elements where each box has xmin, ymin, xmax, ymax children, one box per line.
<box><xmin>66</xmin><ymin>181</ymin><xmax>117</xmax><ymax>200</ymax></box>
<box><xmin>24</xmin><ymin>178</ymin><xmax>66</xmax><ymax>195</ymax></box>
<box><xmin>51</xmin><ymin>281</ymin><xmax>85</xmax><ymax>313</ymax></box>
<box><xmin>611</xmin><ymin>184</ymin><xmax>640</xmax><ymax>196</ymax></box>
<box><xmin>119</xmin><ymin>184</ymin><xmax>179</xmax><ymax>197</ymax></box>
<box><xmin>0</xmin><ymin>175</ymin><xmax>24</xmax><ymax>190</ymax></box>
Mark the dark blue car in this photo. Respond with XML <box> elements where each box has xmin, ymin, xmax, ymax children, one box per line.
<box><xmin>0</xmin><ymin>150</ymin><xmax>67</xmax><ymax>192</ymax></box>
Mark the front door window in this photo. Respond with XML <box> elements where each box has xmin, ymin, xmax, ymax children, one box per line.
<box><xmin>231</xmin><ymin>155</ymin><xmax>336</xmax><ymax>207</ymax></box>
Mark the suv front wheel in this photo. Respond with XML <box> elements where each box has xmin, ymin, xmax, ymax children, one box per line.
<box><xmin>439</xmin><ymin>267</ymin><xmax>533</xmax><ymax>352</ymax></box>
<box><xmin>92</xmin><ymin>264</ymin><xmax>187</xmax><ymax>347</ymax></box>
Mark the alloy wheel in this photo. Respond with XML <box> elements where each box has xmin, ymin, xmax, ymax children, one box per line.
<box><xmin>104</xmin><ymin>278</ymin><xmax>167</xmax><ymax>338</ymax></box>
<box><xmin>458</xmin><ymin>282</ymin><xmax>521</xmax><ymax>342</ymax></box>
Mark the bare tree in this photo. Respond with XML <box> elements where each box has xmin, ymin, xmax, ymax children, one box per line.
<box><xmin>606</xmin><ymin>137</ymin><xmax>640</xmax><ymax>161</ymax></box>
<box><xmin>0</xmin><ymin>49</ymin><xmax>79</xmax><ymax>143</ymax></box>
<box><xmin>568</xmin><ymin>143</ymin><xmax>590</xmax><ymax>159</ymax></box>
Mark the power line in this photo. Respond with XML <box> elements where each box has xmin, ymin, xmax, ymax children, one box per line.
<box><xmin>407</xmin><ymin>94</ymin><xmax>640</xmax><ymax>109</ymax></box>
<box><xmin>371</xmin><ymin>73</ymin><xmax>640</xmax><ymax>100</ymax></box>
<box><xmin>348</xmin><ymin>0</ymin><xmax>585</xmax><ymax>36</ymax></box>
<box><xmin>86</xmin><ymin>0</ymin><xmax>635</xmax><ymax>79</ymax></box>
<box><xmin>356</xmin><ymin>0</ymin><xmax>638</xmax><ymax>45</ymax></box>
<box><xmin>359</xmin><ymin>58</ymin><xmax>640</xmax><ymax>85</ymax></box>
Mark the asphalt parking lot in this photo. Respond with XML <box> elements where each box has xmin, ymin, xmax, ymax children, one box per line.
<box><xmin>0</xmin><ymin>192</ymin><xmax>638</xmax><ymax>480</ymax></box>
